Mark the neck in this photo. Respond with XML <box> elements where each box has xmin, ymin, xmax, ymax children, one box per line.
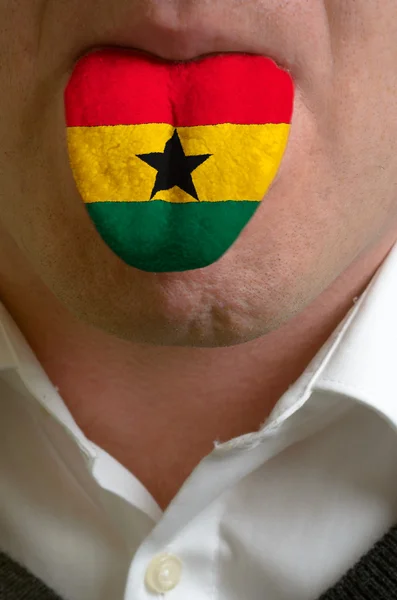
<box><xmin>0</xmin><ymin>228</ymin><xmax>395</xmax><ymax>508</ymax></box>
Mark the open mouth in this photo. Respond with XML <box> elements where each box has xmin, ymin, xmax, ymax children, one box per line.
<box><xmin>64</xmin><ymin>47</ymin><xmax>294</xmax><ymax>273</ymax></box>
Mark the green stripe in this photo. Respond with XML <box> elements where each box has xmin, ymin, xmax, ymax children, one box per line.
<box><xmin>86</xmin><ymin>200</ymin><xmax>259</xmax><ymax>272</ymax></box>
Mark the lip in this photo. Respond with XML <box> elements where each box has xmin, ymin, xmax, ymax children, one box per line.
<box><xmin>74</xmin><ymin>9</ymin><xmax>293</xmax><ymax>75</ymax></box>
<box><xmin>84</xmin><ymin>45</ymin><xmax>252</xmax><ymax>65</ymax></box>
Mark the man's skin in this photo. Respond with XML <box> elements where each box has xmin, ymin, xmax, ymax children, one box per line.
<box><xmin>0</xmin><ymin>0</ymin><xmax>397</xmax><ymax>510</ymax></box>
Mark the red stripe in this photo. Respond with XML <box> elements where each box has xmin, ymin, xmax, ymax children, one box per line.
<box><xmin>65</xmin><ymin>47</ymin><xmax>293</xmax><ymax>127</ymax></box>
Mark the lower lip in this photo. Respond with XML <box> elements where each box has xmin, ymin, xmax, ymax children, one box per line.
<box><xmin>65</xmin><ymin>48</ymin><xmax>294</xmax><ymax>273</ymax></box>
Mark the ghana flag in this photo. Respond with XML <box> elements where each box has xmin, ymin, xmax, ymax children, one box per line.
<box><xmin>64</xmin><ymin>48</ymin><xmax>294</xmax><ymax>272</ymax></box>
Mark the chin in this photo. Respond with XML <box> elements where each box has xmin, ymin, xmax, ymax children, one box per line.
<box><xmin>47</xmin><ymin>232</ymin><xmax>307</xmax><ymax>349</ymax></box>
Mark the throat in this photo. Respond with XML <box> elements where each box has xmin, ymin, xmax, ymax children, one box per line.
<box><xmin>73</xmin><ymin>389</ymin><xmax>274</xmax><ymax>511</ymax></box>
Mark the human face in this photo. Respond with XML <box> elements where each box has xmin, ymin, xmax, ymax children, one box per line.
<box><xmin>0</xmin><ymin>0</ymin><xmax>396</xmax><ymax>348</ymax></box>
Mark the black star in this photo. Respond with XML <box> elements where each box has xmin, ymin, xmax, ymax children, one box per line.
<box><xmin>136</xmin><ymin>129</ymin><xmax>211</xmax><ymax>201</ymax></box>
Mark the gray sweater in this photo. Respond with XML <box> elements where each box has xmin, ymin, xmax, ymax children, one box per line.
<box><xmin>1</xmin><ymin>525</ymin><xmax>397</xmax><ymax>600</ymax></box>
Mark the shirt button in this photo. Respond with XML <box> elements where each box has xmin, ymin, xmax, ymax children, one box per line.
<box><xmin>145</xmin><ymin>553</ymin><xmax>182</xmax><ymax>594</ymax></box>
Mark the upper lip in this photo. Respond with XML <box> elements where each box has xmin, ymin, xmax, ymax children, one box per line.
<box><xmin>86</xmin><ymin>46</ymin><xmax>248</xmax><ymax>65</ymax></box>
<box><xmin>78</xmin><ymin>5</ymin><xmax>293</xmax><ymax>73</ymax></box>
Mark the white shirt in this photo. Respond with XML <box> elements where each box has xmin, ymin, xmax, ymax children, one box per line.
<box><xmin>1</xmin><ymin>244</ymin><xmax>397</xmax><ymax>600</ymax></box>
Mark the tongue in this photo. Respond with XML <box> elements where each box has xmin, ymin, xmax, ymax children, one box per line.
<box><xmin>64</xmin><ymin>48</ymin><xmax>294</xmax><ymax>272</ymax></box>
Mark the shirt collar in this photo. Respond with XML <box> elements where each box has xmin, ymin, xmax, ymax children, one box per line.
<box><xmin>1</xmin><ymin>241</ymin><xmax>397</xmax><ymax>452</ymax></box>
<box><xmin>0</xmin><ymin>301</ymin><xmax>97</xmax><ymax>467</ymax></box>
<box><xmin>314</xmin><ymin>241</ymin><xmax>397</xmax><ymax>428</ymax></box>
<box><xmin>263</xmin><ymin>241</ymin><xmax>397</xmax><ymax>435</ymax></box>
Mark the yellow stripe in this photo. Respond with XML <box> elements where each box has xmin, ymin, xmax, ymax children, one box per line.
<box><xmin>67</xmin><ymin>123</ymin><xmax>290</xmax><ymax>203</ymax></box>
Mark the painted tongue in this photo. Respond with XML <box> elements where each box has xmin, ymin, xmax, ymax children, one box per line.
<box><xmin>64</xmin><ymin>48</ymin><xmax>294</xmax><ymax>272</ymax></box>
